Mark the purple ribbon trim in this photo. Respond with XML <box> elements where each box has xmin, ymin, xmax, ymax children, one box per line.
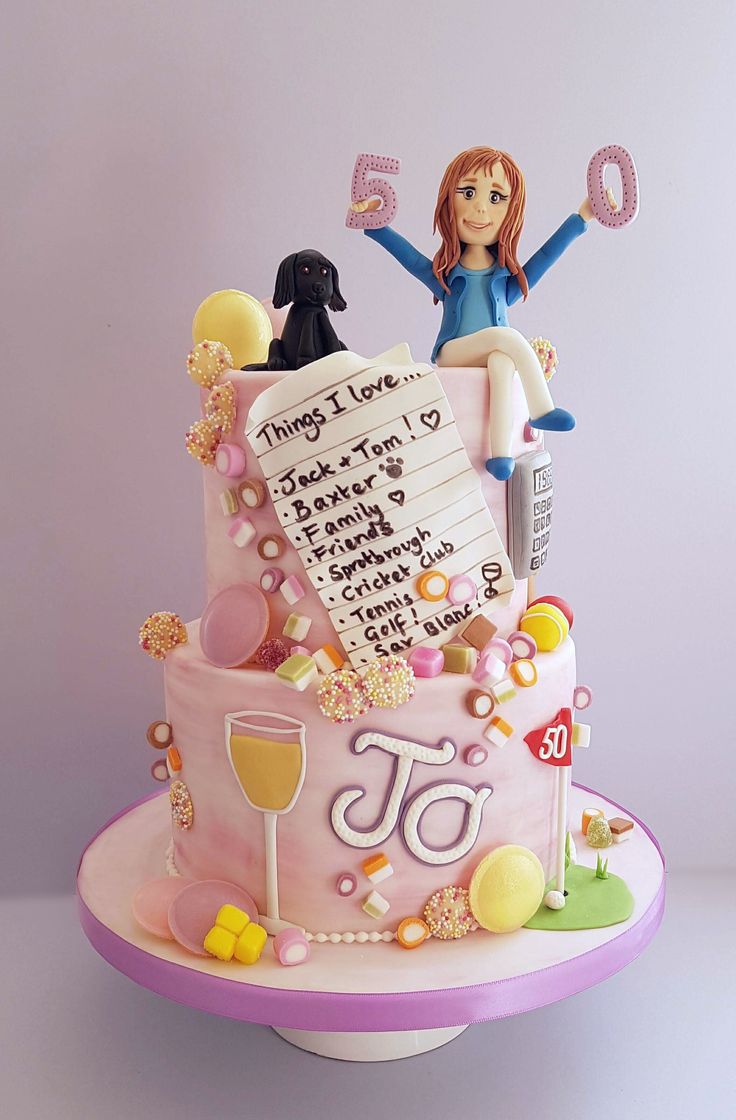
<box><xmin>77</xmin><ymin>784</ymin><xmax>665</xmax><ymax>1033</ymax></box>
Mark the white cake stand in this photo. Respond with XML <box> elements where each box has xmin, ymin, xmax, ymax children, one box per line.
<box><xmin>77</xmin><ymin>785</ymin><xmax>664</xmax><ymax>1062</ymax></box>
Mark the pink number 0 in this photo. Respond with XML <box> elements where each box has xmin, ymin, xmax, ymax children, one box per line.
<box><xmin>345</xmin><ymin>153</ymin><xmax>401</xmax><ymax>230</ymax></box>
<box><xmin>586</xmin><ymin>144</ymin><xmax>639</xmax><ymax>229</ymax></box>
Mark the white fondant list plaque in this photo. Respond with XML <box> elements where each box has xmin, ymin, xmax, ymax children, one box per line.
<box><xmin>246</xmin><ymin>345</ymin><xmax>514</xmax><ymax>669</ymax></box>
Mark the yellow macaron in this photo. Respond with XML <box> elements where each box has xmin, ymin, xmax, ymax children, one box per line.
<box><xmin>469</xmin><ymin>845</ymin><xmax>546</xmax><ymax>933</ymax></box>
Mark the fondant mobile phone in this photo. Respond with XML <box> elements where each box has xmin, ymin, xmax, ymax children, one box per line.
<box><xmin>508</xmin><ymin>450</ymin><xmax>553</xmax><ymax>578</ymax></box>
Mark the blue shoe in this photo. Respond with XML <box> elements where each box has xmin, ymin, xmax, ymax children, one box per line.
<box><xmin>485</xmin><ymin>456</ymin><xmax>515</xmax><ymax>480</ymax></box>
<box><xmin>530</xmin><ymin>407</ymin><xmax>576</xmax><ymax>432</ymax></box>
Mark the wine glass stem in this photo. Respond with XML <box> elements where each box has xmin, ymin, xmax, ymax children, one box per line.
<box><xmin>264</xmin><ymin>812</ymin><xmax>280</xmax><ymax>921</ymax></box>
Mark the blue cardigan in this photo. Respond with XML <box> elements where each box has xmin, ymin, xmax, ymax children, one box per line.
<box><xmin>365</xmin><ymin>213</ymin><xmax>586</xmax><ymax>362</ymax></box>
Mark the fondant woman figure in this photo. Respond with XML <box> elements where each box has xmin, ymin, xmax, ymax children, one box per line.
<box><xmin>357</xmin><ymin>147</ymin><xmax>604</xmax><ymax>480</ymax></box>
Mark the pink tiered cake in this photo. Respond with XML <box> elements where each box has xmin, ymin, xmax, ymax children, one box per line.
<box><xmin>162</xmin><ymin>346</ymin><xmax>577</xmax><ymax>940</ymax></box>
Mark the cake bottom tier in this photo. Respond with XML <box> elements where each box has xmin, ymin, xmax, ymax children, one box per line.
<box><xmin>164</xmin><ymin>626</ymin><xmax>576</xmax><ymax>935</ymax></box>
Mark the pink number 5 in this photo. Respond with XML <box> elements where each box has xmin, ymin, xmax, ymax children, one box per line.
<box><xmin>346</xmin><ymin>153</ymin><xmax>401</xmax><ymax>230</ymax></box>
<box><xmin>586</xmin><ymin>144</ymin><xmax>639</xmax><ymax>229</ymax></box>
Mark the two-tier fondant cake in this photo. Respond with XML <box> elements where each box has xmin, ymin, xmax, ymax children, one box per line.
<box><xmin>127</xmin><ymin>145</ymin><xmax>645</xmax><ymax>969</ymax></box>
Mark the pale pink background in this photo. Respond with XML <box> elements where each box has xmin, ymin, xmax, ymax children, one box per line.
<box><xmin>2</xmin><ymin>0</ymin><xmax>734</xmax><ymax>897</ymax></box>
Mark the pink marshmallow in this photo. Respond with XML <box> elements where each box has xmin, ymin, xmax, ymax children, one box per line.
<box><xmin>472</xmin><ymin>652</ymin><xmax>507</xmax><ymax>688</ymax></box>
<box><xmin>227</xmin><ymin>517</ymin><xmax>256</xmax><ymax>548</ymax></box>
<box><xmin>273</xmin><ymin>928</ymin><xmax>310</xmax><ymax>966</ymax></box>
<box><xmin>280</xmin><ymin>574</ymin><xmax>305</xmax><ymax>605</ymax></box>
<box><xmin>447</xmin><ymin>574</ymin><xmax>477</xmax><ymax>605</ymax></box>
<box><xmin>215</xmin><ymin>443</ymin><xmax>247</xmax><ymax>477</ymax></box>
<box><xmin>482</xmin><ymin>637</ymin><xmax>513</xmax><ymax>667</ymax></box>
<box><xmin>508</xmin><ymin>630</ymin><xmax>538</xmax><ymax>660</ymax></box>
<box><xmin>408</xmin><ymin>646</ymin><xmax>445</xmax><ymax>678</ymax></box>
<box><xmin>260</xmin><ymin>567</ymin><xmax>284</xmax><ymax>593</ymax></box>
<box><xmin>574</xmin><ymin>685</ymin><xmax>593</xmax><ymax>710</ymax></box>
<box><xmin>464</xmin><ymin>744</ymin><xmax>488</xmax><ymax>767</ymax></box>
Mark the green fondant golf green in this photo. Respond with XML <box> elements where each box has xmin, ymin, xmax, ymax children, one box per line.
<box><xmin>525</xmin><ymin>862</ymin><xmax>634</xmax><ymax>931</ymax></box>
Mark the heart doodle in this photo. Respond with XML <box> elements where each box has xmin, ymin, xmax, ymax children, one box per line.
<box><xmin>388</xmin><ymin>490</ymin><xmax>405</xmax><ymax>506</ymax></box>
<box><xmin>420</xmin><ymin>410</ymin><xmax>441</xmax><ymax>431</ymax></box>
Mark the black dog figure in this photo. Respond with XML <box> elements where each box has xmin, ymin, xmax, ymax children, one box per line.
<box><xmin>245</xmin><ymin>250</ymin><xmax>348</xmax><ymax>371</ymax></box>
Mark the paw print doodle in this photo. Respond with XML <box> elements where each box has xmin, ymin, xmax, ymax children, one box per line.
<box><xmin>379</xmin><ymin>456</ymin><xmax>404</xmax><ymax>480</ymax></box>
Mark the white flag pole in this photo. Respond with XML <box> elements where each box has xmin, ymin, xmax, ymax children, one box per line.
<box><xmin>555</xmin><ymin>765</ymin><xmax>570</xmax><ymax>894</ymax></box>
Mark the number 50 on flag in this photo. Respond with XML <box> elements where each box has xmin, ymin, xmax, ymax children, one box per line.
<box><xmin>525</xmin><ymin>709</ymin><xmax>573</xmax><ymax>767</ymax></box>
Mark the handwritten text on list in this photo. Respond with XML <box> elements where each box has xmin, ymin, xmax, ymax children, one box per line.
<box><xmin>246</xmin><ymin>346</ymin><xmax>514</xmax><ymax>670</ymax></box>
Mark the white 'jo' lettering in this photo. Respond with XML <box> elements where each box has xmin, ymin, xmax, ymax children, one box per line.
<box><xmin>330</xmin><ymin>731</ymin><xmax>492</xmax><ymax>865</ymax></box>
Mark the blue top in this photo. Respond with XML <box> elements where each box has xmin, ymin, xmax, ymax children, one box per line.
<box><xmin>454</xmin><ymin>264</ymin><xmax>495</xmax><ymax>338</ymax></box>
<box><xmin>365</xmin><ymin>213</ymin><xmax>587</xmax><ymax>362</ymax></box>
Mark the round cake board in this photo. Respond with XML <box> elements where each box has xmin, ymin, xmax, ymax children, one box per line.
<box><xmin>77</xmin><ymin>785</ymin><xmax>664</xmax><ymax>1062</ymax></box>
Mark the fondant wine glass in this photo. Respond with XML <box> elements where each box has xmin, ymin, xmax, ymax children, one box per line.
<box><xmin>225</xmin><ymin>711</ymin><xmax>307</xmax><ymax>935</ymax></box>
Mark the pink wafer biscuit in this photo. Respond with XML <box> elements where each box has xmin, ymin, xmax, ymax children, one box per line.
<box><xmin>167</xmin><ymin>880</ymin><xmax>258</xmax><ymax>957</ymax></box>
<box><xmin>200</xmin><ymin>583</ymin><xmax>269</xmax><ymax>667</ymax></box>
<box><xmin>132</xmin><ymin>877</ymin><xmax>196</xmax><ymax>940</ymax></box>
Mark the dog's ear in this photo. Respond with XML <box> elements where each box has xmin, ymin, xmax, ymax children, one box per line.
<box><xmin>273</xmin><ymin>254</ymin><xmax>297</xmax><ymax>308</ymax></box>
<box><xmin>328</xmin><ymin>262</ymin><xmax>347</xmax><ymax>312</ymax></box>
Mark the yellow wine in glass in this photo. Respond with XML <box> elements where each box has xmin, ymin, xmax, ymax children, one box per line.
<box><xmin>225</xmin><ymin>711</ymin><xmax>306</xmax><ymax>933</ymax></box>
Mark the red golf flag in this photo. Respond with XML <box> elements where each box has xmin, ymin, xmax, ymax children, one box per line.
<box><xmin>524</xmin><ymin>708</ymin><xmax>573</xmax><ymax>767</ymax></box>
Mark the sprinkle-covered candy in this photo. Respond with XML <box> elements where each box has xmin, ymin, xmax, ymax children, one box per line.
<box><xmin>204</xmin><ymin>381</ymin><xmax>237</xmax><ymax>434</ymax></box>
<box><xmin>363</xmin><ymin>655</ymin><xmax>415</xmax><ymax>708</ymax></box>
<box><xmin>139</xmin><ymin>612</ymin><xmax>188</xmax><ymax>660</ymax></box>
<box><xmin>257</xmin><ymin>638</ymin><xmax>290</xmax><ymax>671</ymax></box>
<box><xmin>423</xmin><ymin>886</ymin><xmax>475</xmax><ymax>940</ymax></box>
<box><xmin>170</xmin><ymin>780</ymin><xmax>194</xmax><ymax>830</ymax></box>
<box><xmin>185</xmin><ymin>418</ymin><xmax>220</xmax><ymax>466</ymax></box>
<box><xmin>186</xmin><ymin>339</ymin><xmax>233</xmax><ymax>388</ymax></box>
<box><xmin>318</xmin><ymin>668</ymin><xmax>371</xmax><ymax>723</ymax></box>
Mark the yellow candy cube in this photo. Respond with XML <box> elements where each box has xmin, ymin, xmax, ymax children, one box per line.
<box><xmin>203</xmin><ymin>925</ymin><xmax>237</xmax><ymax>961</ymax></box>
<box><xmin>234</xmin><ymin>921</ymin><xmax>267</xmax><ymax>964</ymax></box>
<box><xmin>215</xmin><ymin>904</ymin><xmax>251</xmax><ymax>937</ymax></box>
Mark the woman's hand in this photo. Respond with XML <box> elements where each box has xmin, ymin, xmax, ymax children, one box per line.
<box><xmin>350</xmin><ymin>197</ymin><xmax>383</xmax><ymax>214</ymax></box>
<box><xmin>579</xmin><ymin>187</ymin><xmax>618</xmax><ymax>223</ymax></box>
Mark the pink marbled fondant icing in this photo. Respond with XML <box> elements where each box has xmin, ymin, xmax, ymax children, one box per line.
<box><xmin>202</xmin><ymin>366</ymin><xmax>542</xmax><ymax>657</ymax></box>
<box><xmin>164</xmin><ymin>624</ymin><xmax>576</xmax><ymax>934</ymax></box>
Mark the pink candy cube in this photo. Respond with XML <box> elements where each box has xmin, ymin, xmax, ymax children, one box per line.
<box><xmin>482</xmin><ymin>637</ymin><xmax>513</xmax><ymax>667</ymax></box>
<box><xmin>472</xmin><ymin>653</ymin><xmax>507</xmax><ymax>688</ymax></box>
<box><xmin>227</xmin><ymin>517</ymin><xmax>256</xmax><ymax>548</ymax></box>
<box><xmin>280</xmin><ymin>575</ymin><xmax>305</xmax><ymax>605</ymax></box>
<box><xmin>408</xmin><ymin>646</ymin><xmax>445</xmax><ymax>678</ymax></box>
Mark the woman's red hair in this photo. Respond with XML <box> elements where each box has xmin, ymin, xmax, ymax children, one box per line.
<box><xmin>432</xmin><ymin>147</ymin><xmax>528</xmax><ymax>300</ymax></box>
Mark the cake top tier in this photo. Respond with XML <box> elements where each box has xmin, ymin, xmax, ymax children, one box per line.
<box><xmin>199</xmin><ymin>349</ymin><xmax>542</xmax><ymax>665</ymax></box>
